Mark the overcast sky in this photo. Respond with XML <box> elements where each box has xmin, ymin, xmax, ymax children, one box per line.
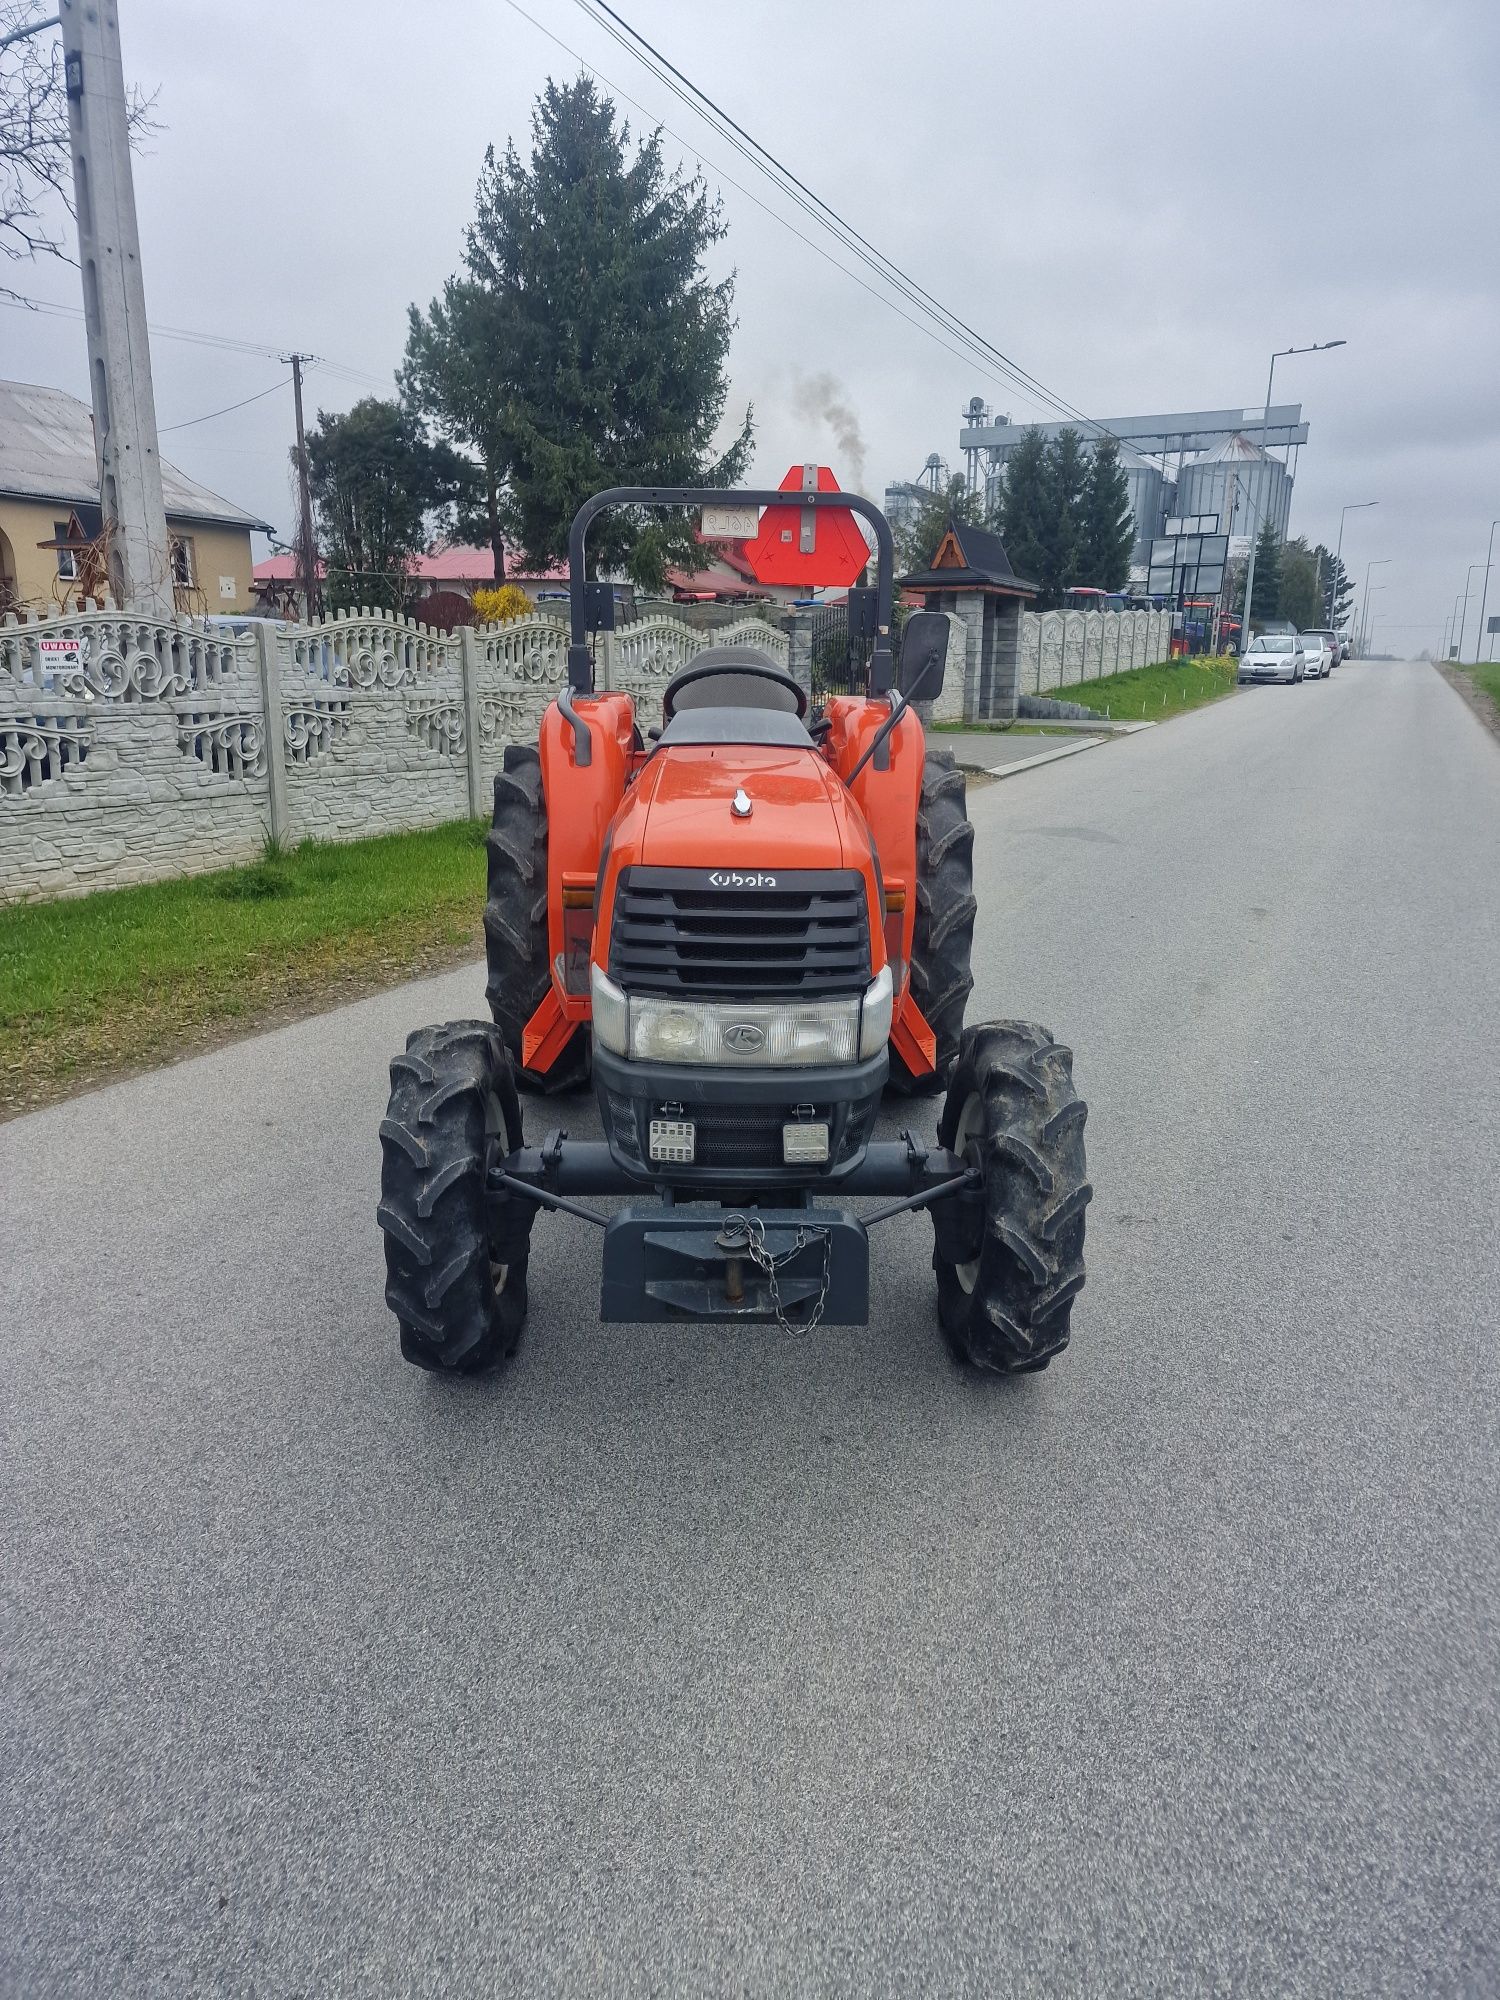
<box><xmin>5</xmin><ymin>0</ymin><xmax>1497</xmax><ymax>653</ymax></box>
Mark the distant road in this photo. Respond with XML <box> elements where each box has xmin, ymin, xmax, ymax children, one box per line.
<box><xmin>3</xmin><ymin>661</ymin><xmax>1497</xmax><ymax>1996</ymax></box>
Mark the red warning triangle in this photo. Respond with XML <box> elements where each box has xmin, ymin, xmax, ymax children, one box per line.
<box><xmin>744</xmin><ymin>465</ymin><xmax>871</xmax><ymax>589</ymax></box>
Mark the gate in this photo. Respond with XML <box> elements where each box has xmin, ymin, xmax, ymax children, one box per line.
<box><xmin>809</xmin><ymin>601</ymin><xmax>909</xmax><ymax>700</ymax></box>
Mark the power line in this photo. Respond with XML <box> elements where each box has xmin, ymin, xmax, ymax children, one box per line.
<box><xmin>564</xmin><ymin>0</ymin><xmax>1130</xmax><ymax>445</ymax></box>
<box><xmin>158</xmin><ymin>375</ymin><xmax>291</xmax><ymax>432</ymax></box>
<box><xmin>495</xmin><ymin>0</ymin><xmax>1111</xmax><ymax>437</ymax></box>
<box><xmin>0</xmin><ymin>293</ymin><xmax>388</xmax><ymax>389</ymax></box>
<box><xmin>490</xmin><ymin>0</ymin><xmax>1030</xmax><ymax>406</ymax></box>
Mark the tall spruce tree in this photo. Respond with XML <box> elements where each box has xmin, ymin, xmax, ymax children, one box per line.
<box><xmin>1034</xmin><ymin>428</ymin><xmax>1088</xmax><ymax>606</ymax></box>
<box><xmin>1318</xmin><ymin>545</ymin><xmax>1352</xmax><ymax>631</ymax></box>
<box><xmin>1276</xmin><ymin>535</ymin><xmax>1323</xmax><ymax>631</ymax></box>
<box><xmin>1076</xmin><ymin>439</ymin><xmax>1134</xmax><ymax>590</ymax></box>
<box><xmin>998</xmin><ymin>427</ymin><xmax>1050</xmax><ymax>594</ymax></box>
<box><xmin>405</xmin><ymin>76</ymin><xmax>752</xmax><ymax>588</ymax></box>
<box><xmin>1246</xmin><ymin>519</ymin><xmax>1282</xmax><ymax>630</ymax></box>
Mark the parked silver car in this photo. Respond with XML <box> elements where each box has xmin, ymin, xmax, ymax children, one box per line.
<box><xmin>1238</xmin><ymin>634</ymin><xmax>1306</xmax><ymax>684</ymax></box>
<box><xmin>1299</xmin><ymin>636</ymin><xmax>1333</xmax><ymax>678</ymax></box>
<box><xmin>1301</xmin><ymin>627</ymin><xmax>1343</xmax><ymax>667</ymax></box>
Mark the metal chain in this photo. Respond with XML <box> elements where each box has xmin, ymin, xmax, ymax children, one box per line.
<box><xmin>721</xmin><ymin>1212</ymin><xmax>833</xmax><ymax>1335</ymax></box>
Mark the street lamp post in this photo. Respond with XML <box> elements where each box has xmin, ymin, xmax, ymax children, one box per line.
<box><xmin>1361</xmin><ymin>586</ymin><xmax>1387</xmax><ymax>656</ymax></box>
<box><xmin>1474</xmin><ymin>520</ymin><xmax>1499</xmax><ymax>664</ymax></box>
<box><xmin>1333</xmin><ymin>500</ymin><xmax>1377</xmax><ymax>639</ymax></box>
<box><xmin>1457</xmin><ymin>561</ymin><xmax>1487</xmax><ymax>665</ymax></box>
<box><xmin>1356</xmin><ymin>557</ymin><xmax>1391</xmax><ymax>656</ymax></box>
<box><xmin>1236</xmin><ymin>340</ymin><xmax>1346</xmax><ymax>649</ymax></box>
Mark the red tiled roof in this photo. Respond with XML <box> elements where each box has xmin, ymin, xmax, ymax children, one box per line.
<box><xmin>252</xmin><ymin>545</ymin><xmax>568</xmax><ymax>584</ymax></box>
<box><xmin>663</xmin><ymin>559</ymin><xmax>765</xmax><ymax>600</ymax></box>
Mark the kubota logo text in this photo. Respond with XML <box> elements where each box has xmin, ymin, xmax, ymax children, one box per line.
<box><xmin>708</xmin><ymin>870</ymin><xmax>777</xmax><ymax>889</ymax></box>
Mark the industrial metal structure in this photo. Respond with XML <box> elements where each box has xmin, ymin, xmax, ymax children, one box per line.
<box><xmin>960</xmin><ymin>402</ymin><xmax>1309</xmax><ymax>573</ymax></box>
<box><xmin>882</xmin><ymin>453</ymin><xmax>952</xmax><ymax>540</ymax></box>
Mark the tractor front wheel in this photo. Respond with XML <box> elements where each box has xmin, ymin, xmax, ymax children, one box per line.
<box><xmin>484</xmin><ymin>744</ymin><xmax>590</xmax><ymax>1094</ymax></box>
<box><xmin>931</xmin><ymin>1021</ymin><xmax>1092</xmax><ymax>1373</ymax></box>
<box><xmin>888</xmin><ymin>749</ymin><xmax>976</xmax><ymax>1096</ymax></box>
<box><xmin>377</xmin><ymin>1021</ymin><xmax>533</xmax><ymax>1374</ymax></box>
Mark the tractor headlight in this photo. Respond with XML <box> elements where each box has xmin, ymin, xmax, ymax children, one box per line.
<box><xmin>594</xmin><ymin>967</ymin><xmax>892</xmax><ymax>1068</ymax></box>
<box><xmin>628</xmin><ymin>993</ymin><xmax>860</xmax><ymax>1066</ymax></box>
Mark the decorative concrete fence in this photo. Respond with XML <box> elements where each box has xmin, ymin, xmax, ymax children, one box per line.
<box><xmin>0</xmin><ymin>603</ymin><xmax>789</xmax><ymax>902</ymax></box>
<box><xmin>1016</xmin><ymin>608</ymin><xmax>1172</xmax><ymax>700</ymax></box>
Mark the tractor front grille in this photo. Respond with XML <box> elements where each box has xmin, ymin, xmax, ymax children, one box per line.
<box><xmin>608</xmin><ymin>867</ymin><xmax>869</xmax><ymax>1001</ymax></box>
<box><xmin>689</xmin><ymin>1102</ymin><xmax>831</xmax><ymax>1170</ymax></box>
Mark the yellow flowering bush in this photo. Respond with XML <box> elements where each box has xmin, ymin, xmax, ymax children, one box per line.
<box><xmin>472</xmin><ymin>583</ymin><xmax>533</xmax><ymax>626</ymax></box>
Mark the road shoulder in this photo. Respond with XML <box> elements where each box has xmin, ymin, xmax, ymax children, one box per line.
<box><xmin>1436</xmin><ymin>661</ymin><xmax>1500</xmax><ymax>746</ymax></box>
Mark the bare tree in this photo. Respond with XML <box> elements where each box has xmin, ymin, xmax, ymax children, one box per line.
<box><xmin>0</xmin><ymin>0</ymin><xmax>156</xmax><ymax>298</ymax></box>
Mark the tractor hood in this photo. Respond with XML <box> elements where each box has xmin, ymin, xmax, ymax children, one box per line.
<box><xmin>620</xmin><ymin>741</ymin><xmax>866</xmax><ymax>873</ymax></box>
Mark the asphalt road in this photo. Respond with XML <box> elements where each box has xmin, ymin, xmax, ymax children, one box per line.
<box><xmin>3</xmin><ymin>661</ymin><xmax>1497</xmax><ymax>1997</ymax></box>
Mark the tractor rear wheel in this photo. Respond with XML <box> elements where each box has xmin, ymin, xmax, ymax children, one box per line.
<box><xmin>931</xmin><ymin>1021</ymin><xmax>1091</xmax><ymax>1373</ymax></box>
<box><xmin>377</xmin><ymin>1020</ymin><xmax>534</xmax><ymax>1374</ymax></box>
<box><xmin>888</xmin><ymin>749</ymin><xmax>976</xmax><ymax>1096</ymax></box>
<box><xmin>484</xmin><ymin>744</ymin><xmax>590</xmax><ymax>1094</ymax></box>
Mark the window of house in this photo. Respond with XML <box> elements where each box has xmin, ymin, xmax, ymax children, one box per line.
<box><xmin>55</xmin><ymin>522</ymin><xmax>79</xmax><ymax>580</ymax></box>
<box><xmin>170</xmin><ymin>535</ymin><xmax>197</xmax><ymax>589</ymax></box>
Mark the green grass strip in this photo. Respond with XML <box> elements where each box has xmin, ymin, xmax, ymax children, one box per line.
<box><xmin>0</xmin><ymin>818</ymin><xmax>490</xmax><ymax>1113</ymax></box>
<box><xmin>1065</xmin><ymin>653</ymin><xmax>1239</xmax><ymax>720</ymax></box>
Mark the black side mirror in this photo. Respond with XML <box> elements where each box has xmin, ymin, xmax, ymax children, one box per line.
<box><xmin>898</xmin><ymin>610</ymin><xmax>949</xmax><ymax>700</ymax></box>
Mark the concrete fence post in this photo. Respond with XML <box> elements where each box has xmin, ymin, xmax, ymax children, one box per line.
<box><xmin>254</xmin><ymin>623</ymin><xmax>288</xmax><ymax>845</ymax></box>
<box><xmin>788</xmin><ymin>609</ymin><xmax>814</xmax><ymax>701</ymax></box>
<box><xmin>458</xmin><ymin>625</ymin><xmax>485</xmax><ymax>819</ymax></box>
<box><xmin>987</xmin><ymin>598</ymin><xmax>1021</xmax><ymax>721</ymax></box>
<box><xmin>597</xmin><ymin>627</ymin><xmax>616</xmax><ymax>692</ymax></box>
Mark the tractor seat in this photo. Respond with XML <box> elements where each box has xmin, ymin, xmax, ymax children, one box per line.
<box><xmin>661</xmin><ymin>647</ymin><xmax>808</xmax><ymax>721</ymax></box>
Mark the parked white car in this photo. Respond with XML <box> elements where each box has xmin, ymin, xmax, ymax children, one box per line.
<box><xmin>1301</xmin><ymin>627</ymin><xmax>1343</xmax><ymax>667</ymax></box>
<box><xmin>1299</xmin><ymin>636</ymin><xmax>1333</xmax><ymax>678</ymax></box>
<box><xmin>1238</xmin><ymin>634</ymin><xmax>1306</xmax><ymax>684</ymax></box>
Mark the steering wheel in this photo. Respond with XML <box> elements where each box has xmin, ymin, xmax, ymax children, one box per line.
<box><xmin>661</xmin><ymin>657</ymin><xmax>809</xmax><ymax>721</ymax></box>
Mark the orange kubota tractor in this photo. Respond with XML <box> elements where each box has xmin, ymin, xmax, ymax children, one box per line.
<box><xmin>377</xmin><ymin>483</ymin><xmax>1090</xmax><ymax>1376</ymax></box>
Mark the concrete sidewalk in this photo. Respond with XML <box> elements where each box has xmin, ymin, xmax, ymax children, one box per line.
<box><xmin>943</xmin><ymin>730</ymin><xmax>1108</xmax><ymax>775</ymax></box>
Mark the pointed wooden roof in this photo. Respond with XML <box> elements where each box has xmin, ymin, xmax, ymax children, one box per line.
<box><xmin>899</xmin><ymin>517</ymin><xmax>1038</xmax><ymax>597</ymax></box>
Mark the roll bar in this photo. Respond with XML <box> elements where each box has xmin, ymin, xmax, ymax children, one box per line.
<box><xmin>558</xmin><ymin>486</ymin><xmax>896</xmax><ymax>762</ymax></box>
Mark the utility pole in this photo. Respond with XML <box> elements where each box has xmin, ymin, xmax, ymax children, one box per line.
<box><xmin>59</xmin><ymin>0</ymin><xmax>173</xmax><ymax>617</ymax></box>
<box><xmin>284</xmin><ymin>353</ymin><xmax>321</xmax><ymax>621</ymax></box>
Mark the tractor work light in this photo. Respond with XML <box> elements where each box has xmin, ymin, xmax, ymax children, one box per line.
<box><xmin>591</xmin><ymin>966</ymin><xmax>893</xmax><ymax>1068</ymax></box>
<box><xmin>782</xmin><ymin>1121</ymin><xmax>831</xmax><ymax>1165</ymax></box>
<box><xmin>648</xmin><ymin>1119</ymin><xmax>695</xmax><ymax>1164</ymax></box>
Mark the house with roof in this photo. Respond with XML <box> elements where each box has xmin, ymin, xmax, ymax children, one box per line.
<box><xmin>0</xmin><ymin>380</ymin><xmax>273</xmax><ymax>617</ymax></box>
<box><xmin>253</xmin><ymin>531</ymin><xmax>794</xmax><ymax>626</ymax></box>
